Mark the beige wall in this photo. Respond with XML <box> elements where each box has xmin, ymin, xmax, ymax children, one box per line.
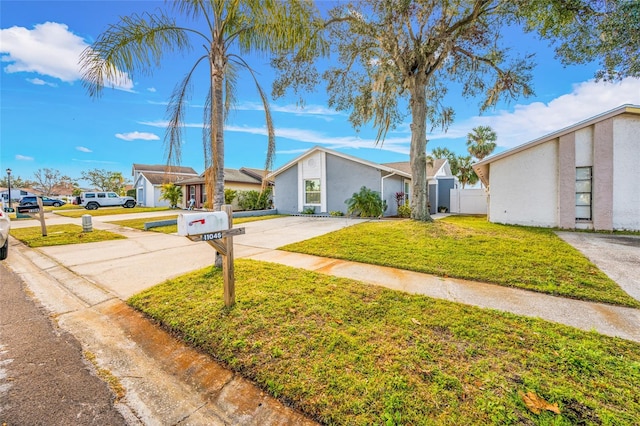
<box><xmin>612</xmin><ymin>116</ymin><xmax>640</xmax><ymax>230</ymax></box>
<box><xmin>489</xmin><ymin>141</ymin><xmax>559</xmax><ymax>227</ymax></box>
<box><xmin>487</xmin><ymin>112</ymin><xmax>640</xmax><ymax>231</ymax></box>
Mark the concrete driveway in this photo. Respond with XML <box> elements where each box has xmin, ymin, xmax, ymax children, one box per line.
<box><xmin>33</xmin><ymin>215</ymin><xmax>368</xmax><ymax>299</ymax></box>
<box><xmin>556</xmin><ymin>232</ymin><xmax>640</xmax><ymax>302</ymax></box>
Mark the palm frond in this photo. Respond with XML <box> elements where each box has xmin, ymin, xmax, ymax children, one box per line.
<box><xmin>202</xmin><ymin>86</ymin><xmax>213</xmax><ymax>171</ymax></box>
<box><xmin>230</xmin><ymin>54</ymin><xmax>275</xmax><ymax>190</ymax></box>
<box><xmin>164</xmin><ymin>55</ymin><xmax>208</xmax><ymax>169</ymax></box>
<box><xmin>80</xmin><ymin>12</ymin><xmax>192</xmax><ymax>97</ymax></box>
<box><xmin>223</xmin><ymin>62</ymin><xmax>238</xmax><ymax>120</ymax></box>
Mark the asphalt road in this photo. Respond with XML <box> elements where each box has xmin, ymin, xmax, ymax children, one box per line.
<box><xmin>0</xmin><ymin>261</ymin><xmax>129</xmax><ymax>425</ymax></box>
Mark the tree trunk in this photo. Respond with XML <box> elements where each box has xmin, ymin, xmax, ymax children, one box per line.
<box><xmin>211</xmin><ymin>54</ymin><xmax>225</xmax><ymax>212</ymax></box>
<box><xmin>211</xmin><ymin>47</ymin><xmax>226</xmax><ymax>269</ymax></box>
<box><xmin>408</xmin><ymin>80</ymin><xmax>433</xmax><ymax>222</ymax></box>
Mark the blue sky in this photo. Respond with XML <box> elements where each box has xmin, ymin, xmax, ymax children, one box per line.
<box><xmin>1</xmin><ymin>0</ymin><xmax>639</xmax><ymax>187</ymax></box>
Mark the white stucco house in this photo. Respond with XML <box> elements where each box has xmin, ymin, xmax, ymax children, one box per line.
<box><xmin>132</xmin><ymin>164</ymin><xmax>199</xmax><ymax>207</ymax></box>
<box><xmin>267</xmin><ymin>146</ymin><xmax>456</xmax><ymax>216</ymax></box>
<box><xmin>473</xmin><ymin>104</ymin><xmax>640</xmax><ymax>231</ymax></box>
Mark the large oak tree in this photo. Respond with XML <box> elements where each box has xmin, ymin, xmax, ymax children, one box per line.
<box><xmin>274</xmin><ymin>0</ymin><xmax>638</xmax><ymax>221</ymax></box>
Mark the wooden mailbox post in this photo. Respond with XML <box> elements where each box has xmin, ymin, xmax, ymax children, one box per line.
<box><xmin>178</xmin><ymin>205</ymin><xmax>245</xmax><ymax>307</ymax></box>
<box><xmin>17</xmin><ymin>197</ymin><xmax>47</xmax><ymax>236</ymax></box>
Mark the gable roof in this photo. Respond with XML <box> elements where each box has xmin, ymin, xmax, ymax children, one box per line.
<box><xmin>175</xmin><ymin>168</ymin><xmax>268</xmax><ymax>186</ymax></box>
<box><xmin>224</xmin><ymin>168</ymin><xmax>263</xmax><ymax>184</ymax></box>
<box><xmin>132</xmin><ymin>163</ymin><xmax>198</xmax><ymax>175</ymax></box>
<box><xmin>268</xmin><ymin>146</ymin><xmax>412</xmax><ymax>179</ymax></box>
<box><xmin>138</xmin><ymin>171</ymin><xmax>197</xmax><ymax>185</ymax></box>
<box><xmin>473</xmin><ymin>104</ymin><xmax>640</xmax><ymax>187</ymax></box>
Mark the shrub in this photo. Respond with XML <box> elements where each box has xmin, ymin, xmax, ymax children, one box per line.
<box><xmin>237</xmin><ymin>188</ymin><xmax>272</xmax><ymax>211</ymax></box>
<box><xmin>397</xmin><ymin>204</ymin><xmax>411</xmax><ymax>218</ymax></box>
<box><xmin>224</xmin><ymin>189</ymin><xmax>237</xmax><ymax>205</ymax></box>
<box><xmin>159</xmin><ymin>183</ymin><xmax>182</xmax><ymax>208</ymax></box>
<box><xmin>394</xmin><ymin>191</ymin><xmax>405</xmax><ymax>207</ymax></box>
<box><xmin>329</xmin><ymin>210</ymin><xmax>344</xmax><ymax>216</ymax></box>
<box><xmin>301</xmin><ymin>207</ymin><xmax>316</xmax><ymax>215</ymax></box>
<box><xmin>345</xmin><ymin>186</ymin><xmax>387</xmax><ymax>218</ymax></box>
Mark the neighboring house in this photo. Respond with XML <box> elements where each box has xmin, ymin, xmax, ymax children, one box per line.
<box><xmin>473</xmin><ymin>104</ymin><xmax>640</xmax><ymax>231</ymax></box>
<box><xmin>382</xmin><ymin>159</ymin><xmax>457</xmax><ymax>214</ymax></box>
<box><xmin>178</xmin><ymin>167</ymin><xmax>269</xmax><ymax>209</ymax></box>
<box><xmin>0</xmin><ymin>188</ymin><xmax>37</xmax><ymax>204</ymax></box>
<box><xmin>267</xmin><ymin>146</ymin><xmax>414</xmax><ymax>216</ymax></box>
<box><xmin>132</xmin><ymin>164</ymin><xmax>199</xmax><ymax>207</ymax></box>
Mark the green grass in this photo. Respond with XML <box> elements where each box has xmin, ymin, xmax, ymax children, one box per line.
<box><xmin>10</xmin><ymin>224</ymin><xmax>126</xmax><ymax>247</ymax></box>
<box><xmin>280</xmin><ymin>216</ymin><xmax>638</xmax><ymax>307</ymax></box>
<box><xmin>107</xmin><ymin>214</ymin><xmax>286</xmax><ymax>234</ymax></box>
<box><xmin>129</xmin><ymin>259</ymin><xmax>640</xmax><ymax>425</ymax></box>
<box><xmin>55</xmin><ymin>206</ymin><xmax>172</xmax><ymax>218</ymax></box>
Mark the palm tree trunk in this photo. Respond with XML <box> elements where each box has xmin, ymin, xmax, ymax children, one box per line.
<box><xmin>210</xmin><ymin>50</ymin><xmax>225</xmax><ymax>212</ymax></box>
<box><xmin>408</xmin><ymin>79</ymin><xmax>433</xmax><ymax>222</ymax></box>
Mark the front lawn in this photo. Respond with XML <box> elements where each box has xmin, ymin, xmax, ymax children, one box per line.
<box><xmin>129</xmin><ymin>260</ymin><xmax>640</xmax><ymax>425</ymax></box>
<box><xmin>280</xmin><ymin>216</ymin><xmax>638</xmax><ymax>307</ymax></box>
<box><xmin>55</xmin><ymin>206</ymin><xmax>171</xmax><ymax>218</ymax></box>
<box><xmin>10</xmin><ymin>224</ymin><xmax>125</xmax><ymax>247</ymax></box>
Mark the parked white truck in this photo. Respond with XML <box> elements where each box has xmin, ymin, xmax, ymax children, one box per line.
<box><xmin>80</xmin><ymin>192</ymin><xmax>136</xmax><ymax>210</ymax></box>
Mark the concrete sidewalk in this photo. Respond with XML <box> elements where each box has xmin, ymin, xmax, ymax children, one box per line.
<box><xmin>12</xmin><ymin>213</ymin><xmax>640</xmax><ymax>341</ymax></box>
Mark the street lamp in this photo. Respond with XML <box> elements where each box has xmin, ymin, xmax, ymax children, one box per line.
<box><xmin>5</xmin><ymin>168</ymin><xmax>11</xmax><ymax>210</ymax></box>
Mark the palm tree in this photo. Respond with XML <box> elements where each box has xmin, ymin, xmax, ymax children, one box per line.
<box><xmin>80</xmin><ymin>0</ymin><xmax>320</xmax><ymax>211</ymax></box>
<box><xmin>457</xmin><ymin>156</ymin><xmax>479</xmax><ymax>189</ymax></box>
<box><xmin>160</xmin><ymin>183</ymin><xmax>182</xmax><ymax>208</ymax></box>
<box><xmin>466</xmin><ymin>126</ymin><xmax>497</xmax><ymax>161</ymax></box>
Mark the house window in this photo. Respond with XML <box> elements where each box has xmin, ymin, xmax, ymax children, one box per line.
<box><xmin>576</xmin><ymin>167</ymin><xmax>592</xmax><ymax>221</ymax></box>
<box><xmin>404</xmin><ymin>180</ymin><xmax>411</xmax><ymax>205</ymax></box>
<box><xmin>190</xmin><ymin>186</ymin><xmax>195</xmax><ymax>199</ymax></box>
<box><xmin>305</xmin><ymin>179</ymin><xmax>321</xmax><ymax>204</ymax></box>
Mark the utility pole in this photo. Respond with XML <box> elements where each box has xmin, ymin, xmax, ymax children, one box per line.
<box><xmin>5</xmin><ymin>168</ymin><xmax>12</xmax><ymax>210</ymax></box>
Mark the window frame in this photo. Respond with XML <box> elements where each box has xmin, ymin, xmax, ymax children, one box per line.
<box><xmin>304</xmin><ymin>179</ymin><xmax>321</xmax><ymax>205</ymax></box>
<box><xmin>575</xmin><ymin>166</ymin><xmax>592</xmax><ymax>221</ymax></box>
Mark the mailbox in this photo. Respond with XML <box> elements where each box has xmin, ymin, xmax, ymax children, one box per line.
<box><xmin>177</xmin><ymin>212</ymin><xmax>229</xmax><ymax>236</ymax></box>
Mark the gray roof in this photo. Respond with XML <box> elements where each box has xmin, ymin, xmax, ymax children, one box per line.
<box><xmin>176</xmin><ymin>168</ymin><xmax>268</xmax><ymax>186</ymax></box>
<box><xmin>132</xmin><ymin>163</ymin><xmax>198</xmax><ymax>175</ymax></box>
<box><xmin>139</xmin><ymin>172</ymin><xmax>197</xmax><ymax>185</ymax></box>
<box><xmin>224</xmin><ymin>168</ymin><xmax>262</xmax><ymax>184</ymax></box>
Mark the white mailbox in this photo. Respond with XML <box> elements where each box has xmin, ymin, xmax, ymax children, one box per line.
<box><xmin>177</xmin><ymin>212</ymin><xmax>229</xmax><ymax>236</ymax></box>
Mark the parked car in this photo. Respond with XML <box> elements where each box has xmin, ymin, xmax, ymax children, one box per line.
<box><xmin>19</xmin><ymin>195</ymin><xmax>66</xmax><ymax>207</ymax></box>
<box><xmin>0</xmin><ymin>200</ymin><xmax>11</xmax><ymax>260</ymax></box>
<box><xmin>80</xmin><ymin>192</ymin><xmax>136</xmax><ymax>210</ymax></box>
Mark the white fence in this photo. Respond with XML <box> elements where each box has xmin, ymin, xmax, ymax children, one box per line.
<box><xmin>450</xmin><ymin>188</ymin><xmax>487</xmax><ymax>215</ymax></box>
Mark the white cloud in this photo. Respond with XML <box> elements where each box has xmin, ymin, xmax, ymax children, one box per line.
<box><xmin>429</xmin><ymin>77</ymin><xmax>640</xmax><ymax>149</ymax></box>
<box><xmin>0</xmin><ymin>22</ymin><xmax>133</xmax><ymax>91</ymax></box>
<box><xmin>147</xmin><ymin>87</ymin><xmax>157</xmax><ymax>93</ymax></box>
<box><xmin>76</xmin><ymin>146</ymin><xmax>92</xmax><ymax>152</ymax></box>
<box><xmin>115</xmin><ymin>131</ymin><xmax>160</xmax><ymax>141</ymax></box>
<box><xmin>27</xmin><ymin>77</ymin><xmax>57</xmax><ymax>87</ymax></box>
<box><xmin>15</xmin><ymin>154</ymin><xmax>34</xmax><ymax>161</ymax></box>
